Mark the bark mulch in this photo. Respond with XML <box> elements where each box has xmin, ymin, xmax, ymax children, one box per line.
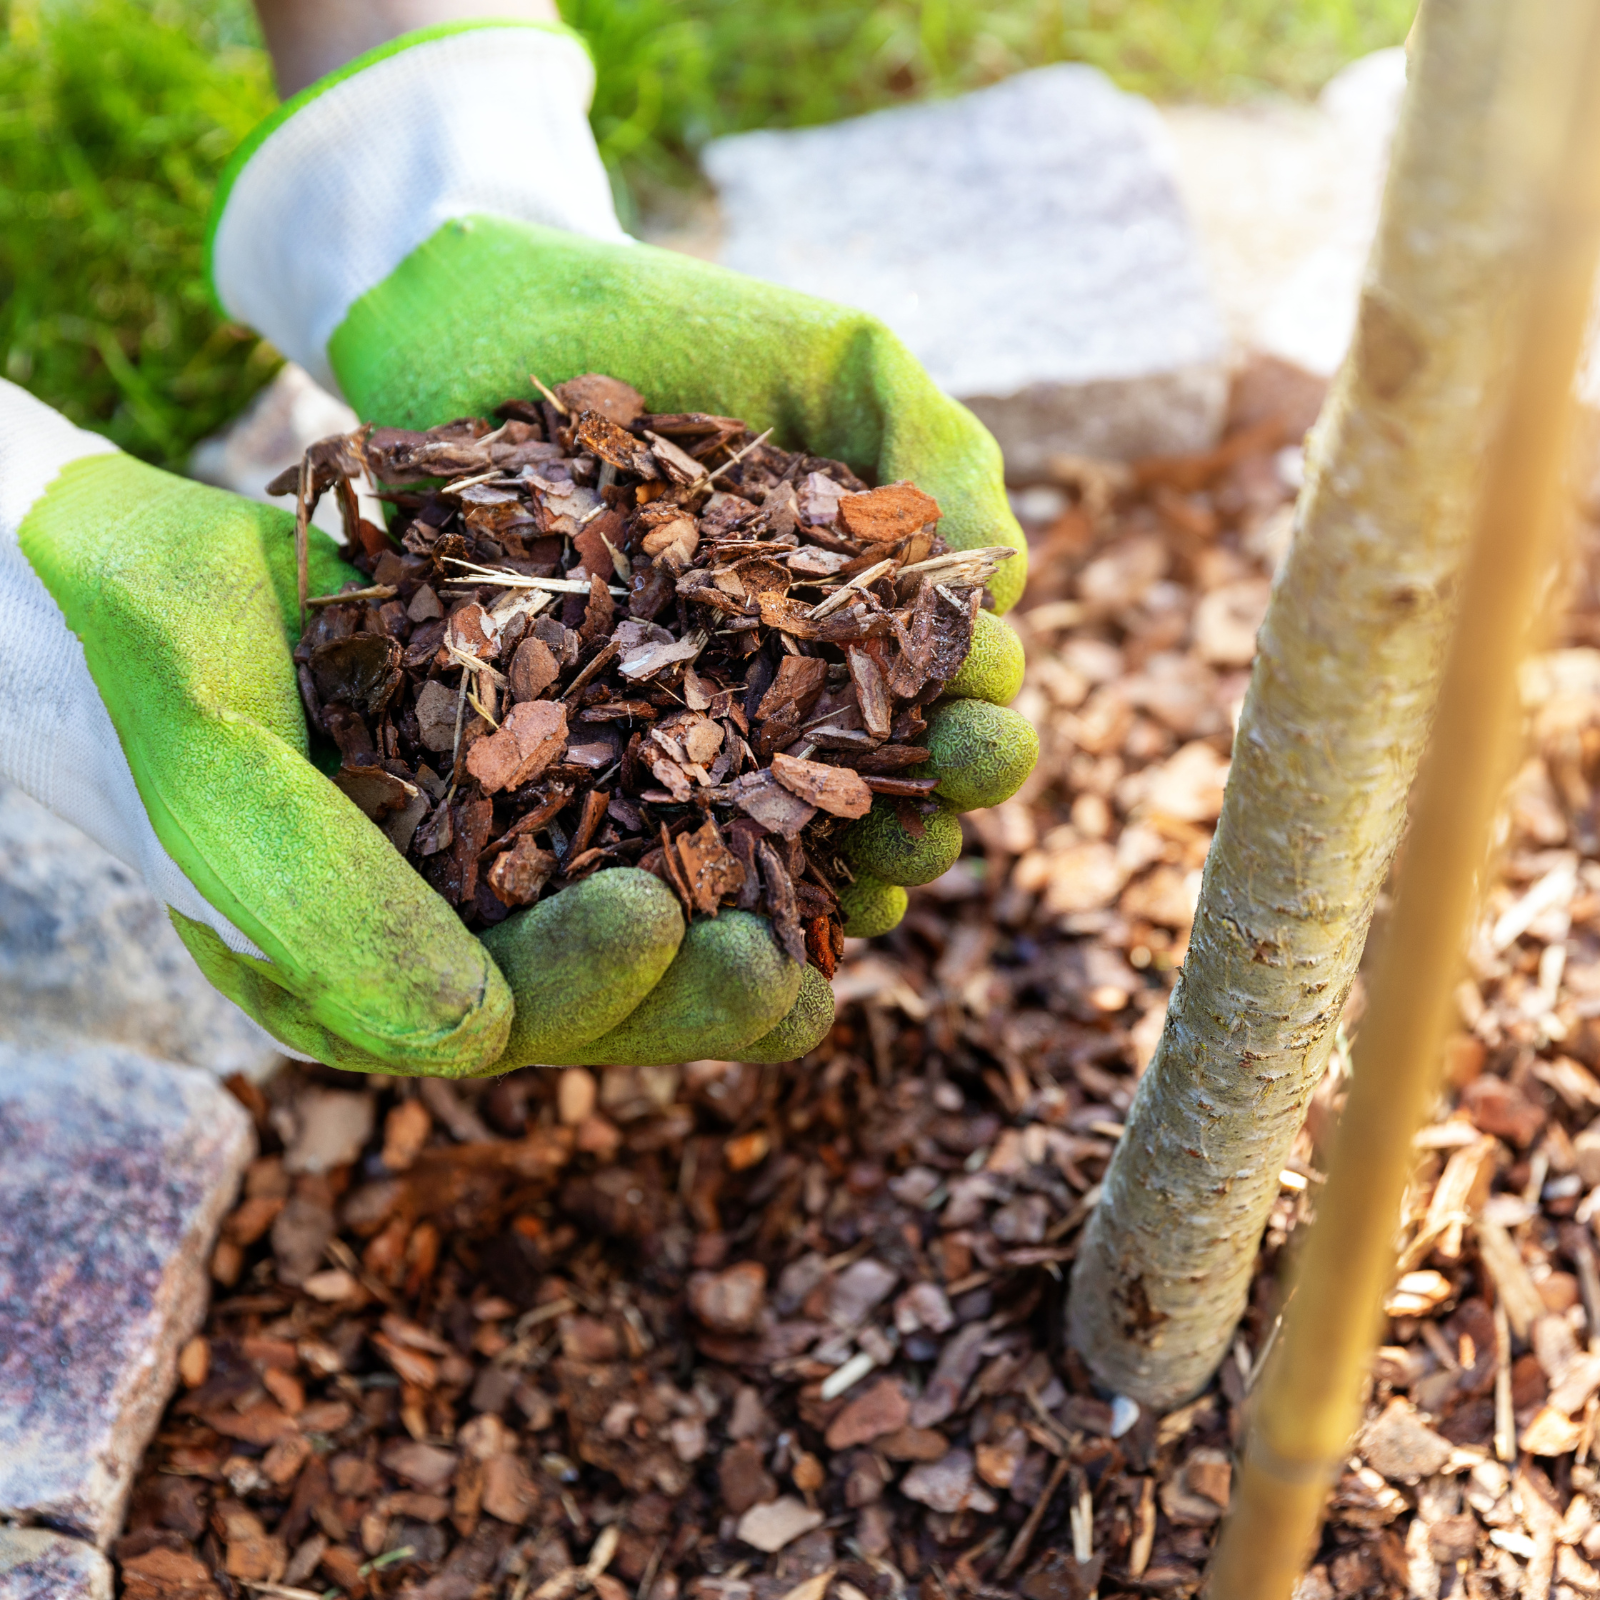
<box><xmin>117</xmin><ymin>355</ymin><xmax>1600</xmax><ymax>1600</ymax></box>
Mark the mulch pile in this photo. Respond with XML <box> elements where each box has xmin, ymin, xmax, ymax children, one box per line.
<box><xmin>278</xmin><ymin>372</ymin><xmax>1007</xmax><ymax>965</ymax></box>
<box><xmin>118</xmin><ymin>356</ymin><xmax>1600</xmax><ymax>1600</ymax></box>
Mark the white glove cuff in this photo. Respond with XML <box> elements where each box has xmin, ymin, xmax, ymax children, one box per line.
<box><xmin>210</xmin><ymin>24</ymin><xmax>628</xmax><ymax>392</ymax></box>
<box><xmin>0</xmin><ymin>381</ymin><xmax>261</xmax><ymax>958</ymax></box>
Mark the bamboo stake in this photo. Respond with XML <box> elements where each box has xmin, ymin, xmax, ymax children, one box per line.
<box><xmin>1208</xmin><ymin>4</ymin><xmax>1600</xmax><ymax>1593</ymax></box>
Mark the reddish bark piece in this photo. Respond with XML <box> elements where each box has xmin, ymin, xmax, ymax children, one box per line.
<box><xmin>757</xmin><ymin>839</ymin><xmax>807</xmax><ymax>967</ymax></box>
<box><xmin>508</xmin><ymin>636</ymin><xmax>559</xmax><ymax>702</ymax></box>
<box><xmin>824</xmin><ymin>1378</ymin><xmax>911</xmax><ymax>1449</ymax></box>
<box><xmin>554</xmin><ymin>372</ymin><xmax>645</xmax><ymax>424</ymax></box>
<box><xmin>688</xmin><ymin>1262</ymin><xmax>767</xmax><ymax>1333</ymax></box>
<box><xmin>380</xmin><ymin>1439</ymin><xmax>458</xmax><ymax>1494</ymax></box>
<box><xmin>480</xmin><ymin>1453</ymin><xmax>537</xmax><ymax>1524</ymax></box>
<box><xmin>466</xmin><ymin>701</ymin><xmax>568</xmax><ymax>794</ymax></box>
<box><xmin>486</xmin><ymin>838</ymin><xmax>556</xmax><ymax>908</ymax></box>
<box><xmin>718</xmin><ymin>1440</ymin><xmax>778</xmax><ymax>1514</ymax></box>
<box><xmin>838</xmin><ymin>482</ymin><xmax>941</xmax><ymax>543</ymax></box>
<box><xmin>755</xmin><ymin>656</ymin><xmax>828</xmax><ymax>724</ymax></box>
<box><xmin>1461</xmin><ymin>1076</ymin><xmax>1546</xmax><ymax>1146</ymax></box>
<box><xmin>847</xmin><ymin>645</ymin><xmax>892</xmax><ymax>739</ymax></box>
<box><xmin>572</xmin><ymin>410</ymin><xmax>656</xmax><ymax>476</ymax></box>
<box><xmin>332</xmin><ymin>763</ymin><xmax>416</xmax><ymax>822</ymax></box>
<box><xmin>730</xmin><ymin>771</ymin><xmax>817</xmax><ymax>839</ymax></box>
<box><xmin>877</xmin><ymin>1426</ymin><xmax>952</xmax><ymax>1461</ymax></box>
<box><xmin>580</xmin><ymin>572</ymin><xmax>616</xmax><ymax>644</ymax></box>
<box><xmin>574</xmin><ymin>509</ymin><xmax>627</xmax><ymax>578</ymax></box>
<box><xmin>446</xmin><ymin>602</ymin><xmax>500</xmax><ymax>663</ymax></box>
<box><xmin>771</xmin><ymin>752</ymin><xmax>873</xmax><ymax>819</ymax></box>
<box><xmin>675</xmin><ymin>819</ymin><xmax>746</xmax><ymax>916</ymax></box>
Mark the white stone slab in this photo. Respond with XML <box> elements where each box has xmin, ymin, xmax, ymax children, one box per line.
<box><xmin>0</xmin><ymin>781</ymin><xmax>282</xmax><ymax>1079</ymax></box>
<box><xmin>703</xmin><ymin>64</ymin><xmax>1229</xmax><ymax>471</ymax></box>
<box><xmin>0</xmin><ymin>1043</ymin><xmax>253</xmax><ymax>1545</ymax></box>
<box><xmin>1160</xmin><ymin>49</ymin><xmax>1407</xmax><ymax>379</ymax></box>
<box><xmin>0</xmin><ymin>1528</ymin><xmax>112</xmax><ymax>1600</ymax></box>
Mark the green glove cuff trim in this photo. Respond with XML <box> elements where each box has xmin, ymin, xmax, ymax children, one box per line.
<box><xmin>328</xmin><ymin>214</ymin><xmax>1028</xmax><ymax>612</ymax></box>
<box><xmin>203</xmin><ymin>19</ymin><xmax>593</xmax><ymax>308</ymax></box>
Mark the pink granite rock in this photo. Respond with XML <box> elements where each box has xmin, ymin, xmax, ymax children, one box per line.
<box><xmin>0</xmin><ymin>1527</ymin><xmax>112</xmax><ymax>1599</ymax></box>
<box><xmin>0</xmin><ymin>1043</ymin><xmax>253</xmax><ymax>1545</ymax></box>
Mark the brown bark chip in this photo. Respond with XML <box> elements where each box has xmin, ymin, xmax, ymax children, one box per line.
<box><xmin>508</xmin><ymin>635</ymin><xmax>559</xmax><ymax>702</ymax></box>
<box><xmin>466</xmin><ymin>700</ymin><xmax>568</xmax><ymax>794</ymax></box>
<box><xmin>269</xmin><ymin>381</ymin><xmax>1011</xmax><ymax>954</ymax></box>
<box><xmin>771</xmin><ymin>751</ymin><xmax>873</xmax><ymax>818</ymax></box>
<box><xmin>824</xmin><ymin>1377</ymin><xmax>911</xmax><ymax>1449</ymax></box>
<box><xmin>838</xmin><ymin>481</ymin><xmax>941</xmax><ymax>542</ymax></box>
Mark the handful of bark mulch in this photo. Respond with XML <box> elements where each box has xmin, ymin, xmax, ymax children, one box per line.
<box><xmin>273</xmin><ymin>373</ymin><xmax>1012</xmax><ymax>976</ymax></box>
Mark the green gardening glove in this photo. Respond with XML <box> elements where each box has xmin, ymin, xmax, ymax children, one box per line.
<box><xmin>208</xmin><ymin>21</ymin><xmax>1037</xmax><ymax>1069</ymax></box>
<box><xmin>0</xmin><ymin>381</ymin><xmax>513</xmax><ymax>1075</ymax></box>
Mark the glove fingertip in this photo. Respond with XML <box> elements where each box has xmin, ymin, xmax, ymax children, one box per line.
<box><xmin>923</xmin><ymin>700</ymin><xmax>1039</xmax><ymax>813</ymax></box>
<box><xmin>843</xmin><ymin>800</ymin><xmax>963</xmax><ymax>886</ymax></box>
<box><xmin>479</xmin><ymin>868</ymin><xmax>684</xmax><ymax>1068</ymax></box>
<box><xmin>737</xmin><ymin>964</ymin><xmax>836</xmax><ymax>1063</ymax></box>
<box><xmin>838</xmin><ymin>871</ymin><xmax>908</xmax><ymax>938</ymax></box>
<box><xmin>947</xmin><ymin>609</ymin><xmax>1026</xmax><ymax>706</ymax></box>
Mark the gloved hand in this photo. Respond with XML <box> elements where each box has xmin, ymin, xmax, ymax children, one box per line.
<box><xmin>0</xmin><ymin>379</ymin><xmax>512</xmax><ymax>1074</ymax></box>
<box><xmin>207</xmin><ymin>20</ymin><xmax>1038</xmax><ymax>1069</ymax></box>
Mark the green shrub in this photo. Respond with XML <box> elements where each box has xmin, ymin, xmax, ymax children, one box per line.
<box><xmin>0</xmin><ymin>0</ymin><xmax>277</xmax><ymax>468</ymax></box>
<box><xmin>0</xmin><ymin>0</ymin><xmax>1413</xmax><ymax>463</ymax></box>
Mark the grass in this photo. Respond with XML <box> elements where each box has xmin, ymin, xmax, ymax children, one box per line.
<box><xmin>0</xmin><ymin>0</ymin><xmax>1414</xmax><ymax>467</ymax></box>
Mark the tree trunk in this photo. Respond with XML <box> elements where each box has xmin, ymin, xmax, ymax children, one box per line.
<box><xmin>1068</xmin><ymin>0</ymin><xmax>1556</xmax><ymax>1408</ymax></box>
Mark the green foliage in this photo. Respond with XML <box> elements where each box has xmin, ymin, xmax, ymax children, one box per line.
<box><xmin>566</xmin><ymin>0</ymin><xmax>1417</xmax><ymax>193</ymax></box>
<box><xmin>0</xmin><ymin>0</ymin><xmax>1412</xmax><ymax>462</ymax></box>
<box><xmin>0</xmin><ymin>0</ymin><xmax>277</xmax><ymax>467</ymax></box>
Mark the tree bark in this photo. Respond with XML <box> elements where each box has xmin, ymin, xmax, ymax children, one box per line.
<box><xmin>1068</xmin><ymin>0</ymin><xmax>1558</xmax><ymax>1408</ymax></box>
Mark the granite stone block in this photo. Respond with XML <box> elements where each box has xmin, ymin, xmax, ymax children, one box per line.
<box><xmin>0</xmin><ymin>1043</ymin><xmax>254</xmax><ymax>1545</ymax></box>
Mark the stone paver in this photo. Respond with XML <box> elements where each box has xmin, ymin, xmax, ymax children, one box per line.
<box><xmin>703</xmin><ymin>64</ymin><xmax>1228</xmax><ymax>471</ymax></box>
<box><xmin>1159</xmin><ymin>49</ymin><xmax>1406</xmax><ymax>378</ymax></box>
<box><xmin>0</xmin><ymin>1042</ymin><xmax>254</xmax><ymax>1545</ymax></box>
<box><xmin>0</xmin><ymin>782</ymin><xmax>281</xmax><ymax>1080</ymax></box>
<box><xmin>0</xmin><ymin>1527</ymin><xmax>113</xmax><ymax>1600</ymax></box>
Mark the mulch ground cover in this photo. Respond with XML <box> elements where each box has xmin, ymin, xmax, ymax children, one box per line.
<box><xmin>117</xmin><ymin>356</ymin><xmax>1600</xmax><ymax>1600</ymax></box>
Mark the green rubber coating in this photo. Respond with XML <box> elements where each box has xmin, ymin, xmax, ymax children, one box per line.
<box><xmin>547</xmin><ymin>911</ymin><xmax>803</xmax><ymax>1066</ymax></box>
<box><xmin>171</xmin><ymin>911</ymin><xmax>510</xmax><ymax>1076</ymax></box>
<box><xmin>946</xmin><ymin>609</ymin><xmax>1026</xmax><ymax>706</ymax></box>
<box><xmin>922</xmin><ymin>700</ymin><xmax>1040</xmax><ymax>812</ymax></box>
<box><xmin>737</xmin><ymin>964</ymin><xmax>837</xmax><ymax>1063</ymax></box>
<box><xmin>837</xmin><ymin>871</ymin><xmax>909</xmax><ymax>938</ymax></box>
<box><xmin>24</xmin><ymin>455</ymin><xmax>510</xmax><ymax>1076</ymax></box>
<box><xmin>843</xmin><ymin>800</ymin><xmax>963</xmax><ymax>886</ymax></box>
<box><xmin>480</xmin><ymin>869</ymin><xmax>684</xmax><ymax>1067</ymax></box>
